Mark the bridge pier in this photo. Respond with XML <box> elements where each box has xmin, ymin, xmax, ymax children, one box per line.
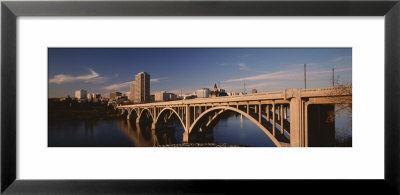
<box><xmin>289</xmin><ymin>95</ymin><xmax>306</xmax><ymax>147</ymax></box>
<box><xmin>280</xmin><ymin>105</ymin><xmax>284</xmax><ymax>134</ymax></box>
<box><xmin>272</xmin><ymin>102</ymin><xmax>276</xmax><ymax>137</ymax></box>
<box><xmin>258</xmin><ymin>102</ymin><xmax>262</xmax><ymax>123</ymax></box>
<box><xmin>136</xmin><ymin>117</ymin><xmax>140</xmax><ymax>124</ymax></box>
<box><xmin>184</xmin><ymin>104</ymin><xmax>190</xmax><ymax>143</ymax></box>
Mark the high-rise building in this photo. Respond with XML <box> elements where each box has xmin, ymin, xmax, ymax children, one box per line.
<box><xmin>75</xmin><ymin>89</ymin><xmax>87</xmax><ymax>99</ymax></box>
<box><xmin>129</xmin><ymin>82</ymin><xmax>135</xmax><ymax>102</ymax></box>
<box><xmin>134</xmin><ymin>72</ymin><xmax>150</xmax><ymax>103</ymax></box>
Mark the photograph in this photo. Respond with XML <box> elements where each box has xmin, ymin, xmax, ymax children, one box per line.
<box><xmin>48</xmin><ymin>48</ymin><xmax>352</xmax><ymax>147</ymax></box>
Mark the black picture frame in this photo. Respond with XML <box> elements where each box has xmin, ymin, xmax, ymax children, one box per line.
<box><xmin>1</xmin><ymin>0</ymin><xmax>399</xmax><ymax>194</ymax></box>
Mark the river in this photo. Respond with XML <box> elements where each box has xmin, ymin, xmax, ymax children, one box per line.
<box><xmin>48</xmin><ymin>110</ymin><xmax>351</xmax><ymax>147</ymax></box>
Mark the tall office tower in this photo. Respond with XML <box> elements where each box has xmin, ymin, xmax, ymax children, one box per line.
<box><xmin>134</xmin><ymin>72</ymin><xmax>150</xmax><ymax>103</ymax></box>
<box><xmin>129</xmin><ymin>82</ymin><xmax>135</xmax><ymax>102</ymax></box>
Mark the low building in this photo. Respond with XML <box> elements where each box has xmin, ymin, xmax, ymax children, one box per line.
<box><xmin>155</xmin><ymin>91</ymin><xmax>178</xmax><ymax>102</ymax></box>
<box><xmin>252</xmin><ymin>89</ymin><xmax>258</xmax><ymax>94</ymax></box>
<box><xmin>150</xmin><ymin>94</ymin><xmax>155</xmax><ymax>102</ymax></box>
<box><xmin>196</xmin><ymin>88</ymin><xmax>210</xmax><ymax>98</ymax></box>
<box><xmin>169</xmin><ymin>93</ymin><xmax>177</xmax><ymax>101</ymax></box>
<box><xmin>209</xmin><ymin>83</ymin><xmax>227</xmax><ymax>98</ymax></box>
<box><xmin>155</xmin><ymin>91</ymin><xmax>169</xmax><ymax>101</ymax></box>
<box><xmin>227</xmin><ymin>92</ymin><xmax>240</xmax><ymax>96</ymax></box>
<box><xmin>110</xmin><ymin>92</ymin><xmax>122</xmax><ymax>100</ymax></box>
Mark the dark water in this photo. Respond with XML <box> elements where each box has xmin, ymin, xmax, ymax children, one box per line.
<box><xmin>48</xmin><ymin>111</ymin><xmax>352</xmax><ymax>147</ymax></box>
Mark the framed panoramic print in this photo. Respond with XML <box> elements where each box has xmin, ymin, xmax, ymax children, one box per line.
<box><xmin>1</xmin><ymin>0</ymin><xmax>400</xmax><ymax>194</ymax></box>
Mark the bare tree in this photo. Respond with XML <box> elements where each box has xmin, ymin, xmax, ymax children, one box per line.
<box><xmin>325</xmin><ymin>77</ymin><xmax>352</xmax><ymax>126</ymax></box>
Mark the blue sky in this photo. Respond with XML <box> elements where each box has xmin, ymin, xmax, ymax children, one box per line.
<box><xmin>48</xmin><ymin>48</ymin><xmax>352</xmax><ymax>98</ymax></box>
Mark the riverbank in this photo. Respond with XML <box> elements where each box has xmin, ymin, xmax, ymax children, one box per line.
<box><xmin>49</xmin><ymin>100</ymin><xmax>120</xmax><ymax>121</ymax></box>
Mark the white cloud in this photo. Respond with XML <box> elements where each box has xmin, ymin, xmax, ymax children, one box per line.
<box><xmin>150</xmin><ymin>77</ymin><xmax>166</xmax><ymax>83</ymax></box>
<box><xmin>333</xmin><ymin>56</ymin><xmax>352</xmax><ymax>62</ymax></box>
<box><xmin>238</xmin><ymin>63</ymin><xmax>247</xmax><ymax>70</ymax></box>
<box><xmin>103</xmin><ymin>81</ymin><xmax>132</xmax><ymax>91</ymax></box>
<box><xmin>49</xmin><ymin>68</ymin><xmax>108</xmax><ymax>84</ymax></box>
<box><xmin>104</xmin><ymin>77</ymin><xmax>165</xmax><ymax>91</ymax></box>
<box><xmin>223</xmin><ymin>67</ymin><xmax>351</xmax><ymax>83</ymax></box>
<box><xmin>224</xmin><ymin>70</ymin><xmax>296</xmax><ymax>83</ymax></box>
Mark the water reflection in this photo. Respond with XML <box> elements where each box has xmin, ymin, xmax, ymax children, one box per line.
<box><xmin>48</xmin><ymin>109</ymin><xmax>352</xmax><ymax>147</ymax></box>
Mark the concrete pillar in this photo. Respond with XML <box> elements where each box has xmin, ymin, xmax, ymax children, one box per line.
<box><xmin>266</xmin><ymin>105</ymin><xmax>270</xmax><ymax>121</ymax></box>
<box><xmin>284</xmin><ymin>106</ymin><xmax>287</xmax><ymax>120</ymax></box>
<box><xmin>151</xmin><ymin>122</ymin><xmax>156</xmax><ymax>130</ymax></box>
<box><xmin>247</xmin><ymin>102</ymin><xmax>249</xmax><ymax>114</ymax></box>
<box><xmin>136</xmin><ymin>117</ymin><xmax>140</xmax><ymax>124</ymax></box>
<box><xmin>255</xmin><ymin>105</ymin><xmax>258</xmax><ymax>113</ymax></box>
<box><xmin>272</xmin><ymin>102</ymin><xmax>276</xmax><ymax>137</ymax></box>
<box><xmin>193</xmin><ymin>106</ymin><xmax>196</xmax><ymax>122</ymax></box>
<box><xmin>305</xmin><ymin>103</ymin><xmax>308</xmax><ymax>147</ymax></box>
<box><xmin>184</xmin><ymin>104</ymin><xmax>190</xmax><ymax>143</ymax></box>
<box><xmin>280</xmin><ymin>104</ymin><xmax>284</xmax><ymax>134</ymax></box>
<box><xmin>258</xmin><ymin>102</ymin><xmax>262</xmax><ymax>123</ymax></box>
<box><xmin>289</xmin><ymin>91</ymin><xmax>304</xmax><ymax>147</ymax></box>
<box><xmin>127</xmin><ymin>112</ymin><xmax>131</xmax><ymax>120</ymax></box>
<box><xmin>153</xmin><ymin>107</ymin><xmax>156</xmax><ymax>121</ymax></box>
<box><xmin>278</xmin><ymin>104</ymin><xmax>281</xmax><ymax>121</ymax></box>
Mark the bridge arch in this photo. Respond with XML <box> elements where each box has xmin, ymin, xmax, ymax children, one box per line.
<box><xmin>120</xmin><ymin>108</ymin><xmax>129</xmax><ymax>116</ymax></box>
<box><xmin>138</xmin><ymin>108</ymin><xmax>154</xmax><ymax>122</ymax></box>
<box><xmin>154</xmin><ymin>107</ymin><xmax>186</xmax><ymax>132</ymax></box>
<box><xmin>188</xmin><ymin>106</ymin><xmax>282</xmax><ymax>147</ymax></box>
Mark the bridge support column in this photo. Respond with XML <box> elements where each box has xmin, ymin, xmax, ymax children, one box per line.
<box><xmin>183</xmin><ymin>104</ymin><xmax>190</xmax><ymax>143</ymax></box>
<box><xmin>280</xmin><ymin>104</ymin><xmax>284</xmax><ymax>134</ymax></box>
<box><xmin>193</xmin><ymin>106</ymin><xmax>196</xmax><ymax>122</ymax></box>
<box><xmin>151</xmin><ymin>122</ymin><xmax>156</xmax><ymax>130</ymax></box>
<box><xmin>289</xmin><ymin>94</ymin><xmax>305</xmax><ymax>147</ymax></box>
<box><xmin>266</xmin><ymin>105</ymin><xmax>270</xmax><ymax>121</ymax></box>
<box><xmin>272</xmin><ymin>102</ymin><xmax>276</xmax><ymax>137</ymax></box>
<box><xmin>258</xmin><ymin>102</ymin><xmax>262</xmax><ymax>123</ymax></box>
<box><xmin>127</xmin><ymin>112</ymin><xmax>131</xmax><ymax>120</ymax></box>
<box><xmin>278</xmin><ymin>105</ymin><xmax>280</xmax><ymax>121</ymax></box>
<box><xmin>136</xmin><ymin>117</ymin><xmax>140</xmax><ymax>124</ymax></box>
<box><xmin>284</xmin><ymin>106</ymin><xmax>287</xmax><ymax>120</ymax></box>
<box><xmin>246</xmin><ymin>102</ymin><xmax>249</xmax><ymax>114</ymax></box>
<box><xmin>153</xmin><ymin>107</ymin><xmax>156</xmax><ymax>121</ymax></box>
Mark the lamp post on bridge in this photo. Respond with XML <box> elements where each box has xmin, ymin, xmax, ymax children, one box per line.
<box><xmin>304</xmin><ymin>63</ymin><xmax>306</xmax><ymax>89</ymax></box>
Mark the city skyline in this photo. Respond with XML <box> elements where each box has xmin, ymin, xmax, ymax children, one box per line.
<box><xmin>48</xmin><ymin>48</ymin><xmax>352</xmax><ymax>98</ymax></box>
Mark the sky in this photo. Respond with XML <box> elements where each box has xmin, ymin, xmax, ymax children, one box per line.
<box><xmin>48</xmin><ymin>48</ymin><xmax>352</xmax><ymax>98</ymax></box>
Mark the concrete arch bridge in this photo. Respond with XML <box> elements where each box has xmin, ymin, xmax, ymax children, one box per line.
<box><xmin>117</xmin><ymin>86</ymin><xmax>352</xmax><ymax>147</ymax></box>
